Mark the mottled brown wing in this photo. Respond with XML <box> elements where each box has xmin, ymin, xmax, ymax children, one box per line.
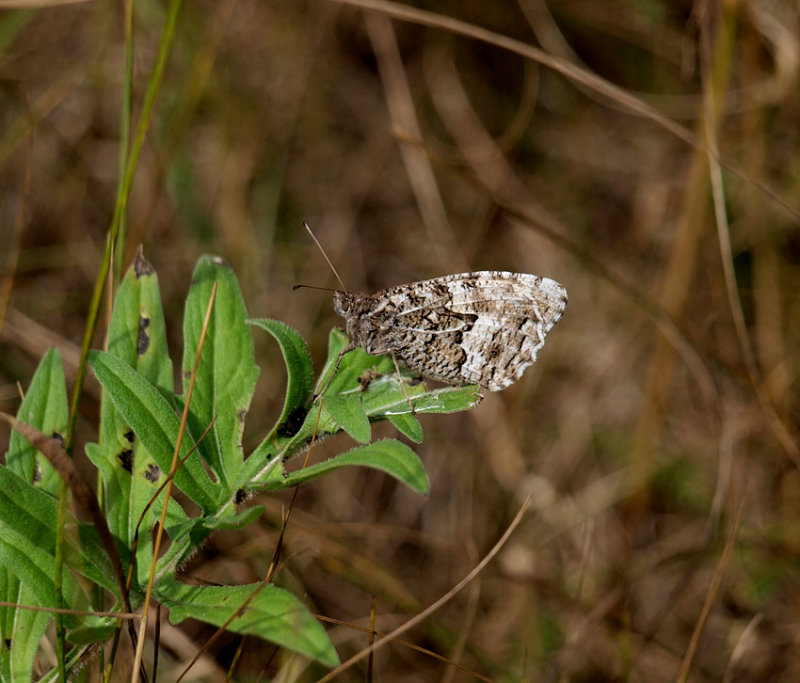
<box><xmin>364</xmin><ymin>271</ymin><xmax>567</xmax><ymax>391</ymax></box>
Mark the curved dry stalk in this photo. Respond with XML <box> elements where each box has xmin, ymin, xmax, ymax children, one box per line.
<box><xmin>315</xmin><ymin>495</ymin><xmax>534</xmax><ymax>682</ymax></box>
<box><xmin>328</xmin><ymin>0</ymin><xmax>800</xmax><ymax>222</ymax></box>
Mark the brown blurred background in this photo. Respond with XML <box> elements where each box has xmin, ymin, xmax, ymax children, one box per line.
<box><xmin>1</xmin><ymin>0</ymin><xmax>799</xmax><ymax>680</ymax></box>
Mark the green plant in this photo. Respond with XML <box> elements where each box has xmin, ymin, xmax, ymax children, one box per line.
<box><xmin>0</xmin><ymin>249</ymin><xmax>480</xmax><ymax>680</ymax></box>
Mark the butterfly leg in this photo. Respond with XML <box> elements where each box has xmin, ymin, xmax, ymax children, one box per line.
<box><xmin>314</xmin><ymin>343</ymin><xmax>355</xmax><ymax>402</ymax></box>
<box><xmin>390</xmin><ymin>350</ymin><xmax>416</xmax><ymax>415</ymax></box>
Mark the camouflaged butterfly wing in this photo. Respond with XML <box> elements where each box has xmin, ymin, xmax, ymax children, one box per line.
<box><xmin>333</xmin><ymin>271</ymin><xmax>567</xmax><ymax>391</ymax></box>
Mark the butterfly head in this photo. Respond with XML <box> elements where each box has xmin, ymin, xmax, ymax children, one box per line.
<box><xmin>332</xmin><ymin>290</ymin><xmax>353</xmax><ymax>317</ymax></box>
<box><xmin>333</xmin><ymin>290</ymin><xmax>378</xmax><ymax>350</ymax></box>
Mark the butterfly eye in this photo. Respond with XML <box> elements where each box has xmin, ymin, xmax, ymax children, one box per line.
<box><xmin>333</xmin><ymin>292</ymin><xmax>352</xmax><ymax>316</ymax></box>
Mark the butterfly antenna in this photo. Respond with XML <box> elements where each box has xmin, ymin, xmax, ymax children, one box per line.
<box><xmin>292</xmin><ymin>284</ymin><xmax>337</xmax><ymax>293</ymax></box>
<box><xmin>303</xmin><ymin>221</ymin><xmax>347</xmax><ymax>292</ymax></box>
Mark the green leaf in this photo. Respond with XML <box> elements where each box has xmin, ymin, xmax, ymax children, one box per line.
<box><xmin>156</xmin><ymin>576</ymin><xmax>339</xmax><ymax>667</ymax></box>
<box><xmin>0</xmin><ymin>583</ymin><xmax>51</xmax><ymax>683</ymax></box>
<box><xmin>86</xmin><ymin>441</ymin><xmax>189</xmax><ymax>591</ymax></box>
<box><xmin>0</xmin><ymin>524</ymin><xmax>116</xmax><ymax>642</ymax></box>
<box><xmin>104</xmin><ymin>247</ymin><xmax>173</xmax><ymax>398</ymax></box>
<box><xmin>140</xmin><ymin>505</ymin><xmax>264</xmax><ymax>581</ymax></box>
<box><xmin>240</xmin><ymin>451</ymin><xmax>286</xmax><ymax>492</ymax></box>
<box><xmin>202</xmin><ymin>505</ymin><xmax>265</xmax><ymax>532</ymax></box>
<box><xmin>67</xmin><ymin>619</ymin><xmax>118</xmax><ymax>646</ymax></box>
<box><xmin>87</xmin><ymin>249</ymin><xmax>178</xmax><ymax>588</ymax></box>
<box><xmin>0</xmin><ymin>349</ymin><xmax>108</xmax><ymax>681</ymax></box>
<box><xmin>322</xmin><ymin>395</ymin><xmax>371</xmax><ymax>444</ymax></box>
<box><xmin>357</xmin><ymin>374</ymin><xmax>482</xmax><ymax>418</ymax></box>
<box><xmin>387</xmin><ymin>413</ymin><xmax>424</xmax><ymax>442</ymax></box>
<box><xmin>0</xmin><ymin>466</ymin><xmax>118</xmax><ymax>598</ymax></box>
<box><xmin>314</xmin><ymin>328</ymin><xmax>352</xmax><ymax>394</ymax></box>
<box><xmin>410</xmin><ymin>384</ymin><xmax>483</xmax><ymax>413</ymax></box>
<box><xmin>180</xmin><ymin>255</ymin><xmax>259</xmax><ymax>489</ymax></box>
<box><xmin>88</xmin><ymin>351</ymin><xmax>220</xmax><ymax>513</ymax></box>
<box><xmin>0</xmin><ymin>529</ymin><xmax>61</xmax><ymax>616</ymax></box>
<box><xmin>248</xmin><ymin>319</ymin><xmax>313</xmax><ymax>436</ymax></box>
<box><xmin>273</xmin><ymin>439</ymin><xmax>428</xmax><ymax>494</ymax></box>
<box><xmin>167</xmin><ymin>506</ymin><xmax>264</xmax><ymax>542</ymax></box>
<box><xmin>315</xmin><ymin>329</ymin><xmax>390</xmax><ymax>396</ymax></box>
<box><xmin>6</xmin><ymin>348</ymin><xmax>67</xmax><ymax>495</ymax></box>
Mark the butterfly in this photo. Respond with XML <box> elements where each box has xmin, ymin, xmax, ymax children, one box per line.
<box><xmin>332</xmin><ymin>271</ymin><xmax>567</xmax><ymax>392</ymax></box>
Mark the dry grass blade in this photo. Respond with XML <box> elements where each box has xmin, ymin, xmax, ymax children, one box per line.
<box><xmin>364</xmin><ymin>12</ymin><xmax>464</xmax><ymax>271</ymax></box>
<box><xmin>132</xmin><ymin>281</ymin><xmax>217</xmax><ymax>681</ymax></box>
<box><xmin>700</xmin><ymin>13</ymin><xmax>799</xmax><ymax>465</ymax></box>
<box><xmin>675</xmin><ymin>499</ymin><xmax>744</xmax><ymax>682</ymax></box>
